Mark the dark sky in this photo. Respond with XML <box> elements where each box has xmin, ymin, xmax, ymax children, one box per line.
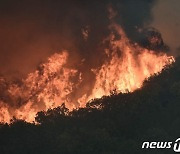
<box><xmin>0</xmin><ymin>0</ymin><xmax>178</xmax><ymax>80</ymax></box>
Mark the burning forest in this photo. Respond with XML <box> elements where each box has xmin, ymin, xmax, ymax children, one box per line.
<box><xmin>0</xmin><ymin>0</ymin><xmax>180</xmax><ymax>154</ymax></box>
<box><xmin>0</xmin><ymin>0</ymin><xmax>176</xmax><ymax>124</ymax></box>
<box><xmin>0</xmin><ymin>20</ymin><xmax>174</xmax><ymax>123</ymax></box>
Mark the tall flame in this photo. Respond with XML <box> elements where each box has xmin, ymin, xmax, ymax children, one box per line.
<box><xmin>0</xmin><ymin>23</ymin><xmax>174</xmax><ymax>123</ymax></box>
<box><xmin>88</xmin><ymin>24</ymin><xmax>174</xmax><ymax>100</ymax></box>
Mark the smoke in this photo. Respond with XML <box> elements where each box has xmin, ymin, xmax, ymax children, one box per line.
<box><xmin>0</xmin><ymin>0</ymin><xmax>156</xmax><ymax>80</ymax></box>
<box><xmin>151</xmin><ymin>0</ymin><xmax>180</xmax><ymax>56</ymax></box>
<box><xmin>0</xmin><ymin>0</ymin><xmax>176</xmax><ymax>123</ymax></box>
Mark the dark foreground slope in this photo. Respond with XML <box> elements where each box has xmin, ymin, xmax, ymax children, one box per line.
<box><xmin>0</xmin><ymin>58</ymin><xmax>180</xmax><ymax>154</ymax></box>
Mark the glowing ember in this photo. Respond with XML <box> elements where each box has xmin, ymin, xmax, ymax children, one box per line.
<box><xmin>0</xmin><ymin>23</ymin><xmax>175</xmax><ymax>123</ymax></box>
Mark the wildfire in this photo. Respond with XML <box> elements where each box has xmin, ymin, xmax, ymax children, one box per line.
<box><xmin>0</xmin><ymin>23</ymin><xmax>174</xmax><ymax>123</ymax></box>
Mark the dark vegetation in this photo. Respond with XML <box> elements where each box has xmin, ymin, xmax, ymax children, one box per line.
<box><xmin>0</xmin><ymin>58</ymin><xmax>180</xmax><ymax>154</ymax></box>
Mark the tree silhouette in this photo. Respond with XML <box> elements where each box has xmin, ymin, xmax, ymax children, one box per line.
<box><xmin>0</xmin><ymin>57</ymin><xmax>180</xmax><ymax>154</ymax></box>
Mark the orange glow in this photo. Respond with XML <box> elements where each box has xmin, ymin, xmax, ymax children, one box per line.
<box><xmin>0</xmin><ymin>23</ymin><xmax>175</xmax><ymax>123</ymax></box>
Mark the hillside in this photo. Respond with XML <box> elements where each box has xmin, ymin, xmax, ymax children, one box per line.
<box><xmin>0</xmin><ymin>57</ymin><xmax>180</xmax><ymax>154</ymax></box>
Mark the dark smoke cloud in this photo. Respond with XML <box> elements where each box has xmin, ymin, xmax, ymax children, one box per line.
<box><xmin>0</xmin><ymin>0</ymin><xmax>156</xmax><ymax>80</ymax></box>
<box><xmin>114</xmin><ymin>0</ymin><xmax>156</xmax><ymax>41</ymax></box>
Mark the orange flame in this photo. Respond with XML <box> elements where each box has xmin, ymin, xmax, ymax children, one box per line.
<box><xmin>87</xmin><ymin>24</ymin><xmax>174</xmax><ymax>100</ymax></box>
<box><xmin>0</xmin><ymin>23</ymin><xmax>175</xmax><ymax>123</ymax></box>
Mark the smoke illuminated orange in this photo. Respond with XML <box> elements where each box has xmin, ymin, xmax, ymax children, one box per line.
<box><xmin>0</xmin><ymin>23</ymin><xmax>175</xmax><ymax>123</ymax></box>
